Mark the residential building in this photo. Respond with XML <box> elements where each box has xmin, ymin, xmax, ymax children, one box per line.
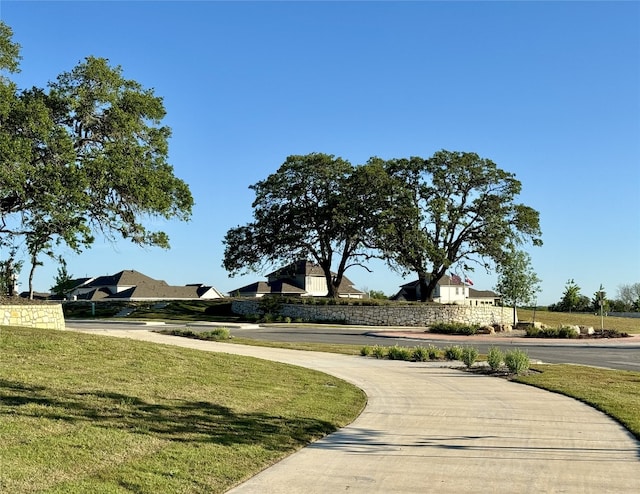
<box><xmin>62</xmin><ymin>270</ymin><xmax>224</xmax><ymax>301</ymax></box>
<box><xmin>392</xmin><ymin>275</ymin><xmax>500</xmax><ymax>306</ymax></box>
<box><xmin>230</xmin><ymin>260</ymin><xmax>365</xmax><ymax>299</ymax></box>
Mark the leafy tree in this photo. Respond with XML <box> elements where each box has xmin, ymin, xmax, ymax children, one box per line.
<box><xmin>0</xmin><ymin>22</ymin><xmax>193</xmax><ymax>295</ymax></box>
<box><xmin>0</xmin><ymin>246</ymin><xmax>22</xmax><ymax>296</ymax></box>
<box><xmin>616</xmin><ymin>283</ymin><xmax>640</xmax><ymax>311</ymax></box>
<box><xmin>223</xmin><ymin>153</ymin><xmax>391</xmax><ymax>298</ymax></box>
<box><xmin>50</xmin><ymin>260</ymin><xmax>74</xmax><ymax>299</ymax></box>
<box><xmin>559</xmin><ymin>279</ymin><xmax>582</xmax><ymax>313</ymax></box>
<box><xmin>375</xmin><ymin>150</ymin><xmax>542</xmax><ymax>301</ymax></box>
<box><xmin>494</xmin><ymin>248</ymin><xmax>541</xmax><ymax>325</ymax></box>
<box><xmin>367</xmin><ymin>290</ymin><xmax>388</xmax><ymax>300</ymax></box>
<box><xmin>591</xmin><ymin>285</ymin><xmax>610</xmax><ymax>314</ymax></box>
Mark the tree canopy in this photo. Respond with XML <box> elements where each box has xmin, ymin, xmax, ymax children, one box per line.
<box><xmin>375</xmin><ymin>150</ymin><xmax>542</xmax><ymax>301</ymax></box>
<box><xmin>494</xmin><ymin>248</ymin><xmax>541</xmax><ymax>324</ymax></box>
<box><xmin>222</xmin><ymin>153</ymin><xmax>389</xmax><ymax>298</ymax></box>
<box><xmin>0</xmin><ymin>22</ymin><xmax>193</xmax><ymax>296</ymax></box>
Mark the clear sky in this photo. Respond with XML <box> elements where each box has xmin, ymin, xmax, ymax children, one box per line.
<box><xmin>1</xmin><ymin>1</ymin><xmax>639</xmax><ymax>305</ymax></box>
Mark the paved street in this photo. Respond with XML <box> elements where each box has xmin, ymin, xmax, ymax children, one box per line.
<box><xmin>65</xmin><ymin>321</ymin><xmax>640</xmax><ymax>372</ymax></box>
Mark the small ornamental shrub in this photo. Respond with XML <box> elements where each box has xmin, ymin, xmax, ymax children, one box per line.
<box><xmin>199</xmin><ymin>328</ymin><xmax>231</xmax><ymax>340</ymax></box>
<box><xmin>526</xmin><ymin>326</ymin><xmax>578</xmax><ymax>339</ymax></box>
<box><xmin>372</xmin><ymin>345</ymin><xmax>386</xmax><ymax>359</ymax></box>
<box><xmin>487</xmin><ymin>346</ymin><xmax>504</xmax><ymax>371</ymax></box>
<box><xmin>505</xmin><ymin>349</ymin><xmax>530</xmax><ymax>374</ymax></box>
<box><xmin>387</xmin><ymin>345</ymin><xmax>412</xmax><ymax>361</ymax></box>
<box><xmin>284</xmin><ymin>316</ymin><xmax>292</xmax><ymax>324</ymax></box>
<box><xmin>412</xmin><ymin>346</ymin><xmax>430</xmax><ymax>362</ymax></box>
<box><xmin>444</xmin><ymin>345</ymin><xmax>464</xmax><ymax>361</ymax></box>
<box><xmin>427</xmin><ymin>344</ymin><xmax>441</xmax><ymax>360</ymax></box>
<box><xmin>360</xmin><ymin>346</ymin><xmax>373</xmax><ymax>357</ymax></box>
<box><xmin>461</xmin><ymin>346</ymin><xmax>479</xmax><ymax>368</ymax></box>
<box><xmin>429</xmin><ymin>322</ymin><xmax>479</xmax><ymax>335</ymax></box>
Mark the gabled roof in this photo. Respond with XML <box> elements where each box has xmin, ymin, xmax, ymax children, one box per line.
<box><xmin>468</xmin><ymin>288</ymin><xmax>499</xmax><ymax>299</ymax></box>
<box><xmin>267</xmin><ymin>260</ymin><xmax>326</xmax><ymax>278</ymax></box>
<box><xmin>109</xmin><ymin>282</ymin><xmax>204</xmax><ymax>299</ymax></box>
<box><xmin>85</xmin><ymin>270</ymin><xmax>166</xmax><ymax>288</ymax></box>
<box><xmin>398</xmin><ymin>274</ymin><xmax>464</xmax><ymax>288</ymax></box>
<box><xmin>232</xmin><ymin>280</ymin><xmax>306</xmax><ymax>296</ymax></box>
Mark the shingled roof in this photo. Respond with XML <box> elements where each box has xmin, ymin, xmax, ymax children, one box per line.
<box><xmin>67</xmin><ymin>270</ymin><xmax>221</xmax><ymax>301</ymax></box>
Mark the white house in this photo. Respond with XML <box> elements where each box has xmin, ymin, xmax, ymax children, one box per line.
<box><xmin>392</xmin><ymin>275</ymin><xmax>500</xmax><ymax>306</ymax></box>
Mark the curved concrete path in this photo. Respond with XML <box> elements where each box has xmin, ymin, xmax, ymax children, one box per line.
<box><xmin>76</xmin><ymin>328</ymin><xmax>640</xmax><ymax>493</ymax></box>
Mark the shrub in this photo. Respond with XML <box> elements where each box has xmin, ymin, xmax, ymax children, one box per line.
<box><xmin>444</xmin><ymin>345</ymin><xmax>464</xmax><ymax>361</ymax></box>
<box><xmin>284</xmin><ymin>316</ymin><xmax>292</xmax><ymax>324</ymax></box>
<box><xmin>387</xmin><ymin>345</ymin><xmax>412</xmax><ymax>361</ymax></box>
<box><xmin>526</xmin><ymin>326</ymin><xmax>578</xmax><ymax>339</ymax></box>
<box><xmin>429</xmin><ymin>322</ymin><xmax>479</xmax><ymax>335</ymax></box>
<box><xmin>412</xmin><ymin>346</ymin><xmax>430</xmax><ymax>362</ymax></box>
<box><xmin>427</xmin><ymin>344</ymin><xmax>441</xmax><ymax>360</ymax></box>
<box><xmin>199</xmin><ymin>328</ymin><xmax>231</xmax><ymax>340</ymax></box>
<box><xmin>487</xmin><ymin>346</ymin><xmax>504</xmax><ymax>371</ymax></box>
<box><xmin>372</xmin><ymin>345</ymin><xmax>386</xmax><ymax>359</ymax></box>
<box><xmin>461</xmin><ymin>346</ymin><xmax>479</xmax><ymax>368</ymax></box>
<box><xmin>360</xmin><ymin>346</ymin><xmax>373</xmax><ymax>357</ymax></box>
<box><xmin>505</xmin><ymin>349</ymin><xmax>530</xmax><ymax>374</ymax></box>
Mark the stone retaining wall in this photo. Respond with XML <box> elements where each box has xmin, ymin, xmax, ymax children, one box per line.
<box><xmin>1</xmin><ymin>304</ymin><xmax>66</xmax><ymax>330</ymax></box>
<box><xmin>231</xmin><ymin>300</ymin><xmax>514</xmax><ymax>327</ymax></box>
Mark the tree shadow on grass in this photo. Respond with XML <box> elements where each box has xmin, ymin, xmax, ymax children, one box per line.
<box><xmin>0</xmin><ymin>378</ymin><xmax>336</xmax><ymax>452</ymax></box>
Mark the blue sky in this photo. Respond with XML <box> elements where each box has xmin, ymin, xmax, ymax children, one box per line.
<box><xmin>1</xmin><ymin>1</ymin><xmax>639</xmax><ymax>305</ymax></box>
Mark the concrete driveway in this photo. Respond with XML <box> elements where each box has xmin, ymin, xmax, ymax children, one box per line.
<box><xmin>75</xmin><ymin>328</ymin><xmax>640</xmax><ymax>493</ymax></box>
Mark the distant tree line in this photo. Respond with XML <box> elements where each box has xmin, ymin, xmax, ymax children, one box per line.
<box><xmin>548</xmin><ymin>280</ymin><xmax>640</xmax><ymax>313</ymax></box>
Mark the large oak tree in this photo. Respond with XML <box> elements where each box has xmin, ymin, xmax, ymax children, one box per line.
<box><xmin>223</xmin><ymin>153</ymin><xmax>390</xmax><ymax>298</ymax></box>
<box><xmin>376</xmin><ymin>150</ymin><xmax>542</xmax><ymax>301</ymax></box>
<box><xmin>0</xmin><ymin>22</ymin><xmax>193</xmax><ymax>297</ymax></box>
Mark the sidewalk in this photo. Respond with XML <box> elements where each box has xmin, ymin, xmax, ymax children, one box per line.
<box><xmin>78</xmin><ymin>328</ymin><xmax>640</xmax><ymax>493</ymax></box>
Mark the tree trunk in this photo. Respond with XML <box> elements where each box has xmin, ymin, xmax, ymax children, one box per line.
<box><xmin>28</xmin><ymin>262</ymin><xmax>36</xmax><ymax>300</ymax></box>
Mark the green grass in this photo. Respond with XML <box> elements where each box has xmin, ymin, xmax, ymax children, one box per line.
<box><xmin>518</xmin><ymin>308</ymin><xmax>640</xmax><ymax>334</ymax></box>
<box><xmin>515</xmin><ymin>364</ymin><xmax>640</xmax><ymax>440</ymax></box>
<box><xmin>0</xmin><ymin>326</ymin><xmax>366</xmax><ymax>493</ymax></box>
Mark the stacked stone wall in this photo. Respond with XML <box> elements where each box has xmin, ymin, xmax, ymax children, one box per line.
<box><xmin>231</xmin><ymin>300</ymin><xmax>514</xmax><ymax>327</ymax></box>
<box><xmin>1</xmin><ymin>304</ymin><xmax>66</xmax><ymax>330</ymax></box>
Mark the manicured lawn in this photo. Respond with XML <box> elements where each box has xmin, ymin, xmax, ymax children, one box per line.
<box><xmin>518</xmin><ymin>308</ymin><xmax>640</xmax><ymax>334</ymax></box>
<box><xmin>515</xmin><ymin>364</ymin><xmax>640</xmax><ymax>440</ymax></box>
<box><xmin>0</xmin><ymin>326</ymin><xmax>366</xmax><ymax>493</ymax></box>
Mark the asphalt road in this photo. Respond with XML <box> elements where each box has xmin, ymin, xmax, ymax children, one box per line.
<box><xmin>66</xmin><ymin>321</ymin><xmax>640</xmax><ymax>372</ymax></box>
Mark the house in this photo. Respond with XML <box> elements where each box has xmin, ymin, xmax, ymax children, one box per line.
<box><xmin>63</xmin><ymin>270</ymin><xmax>224</xmax><ymax>301</ymax></box>
<box><xmin>230</xmin><ymin>260</ymin><xmax>366</xmax><ymax>299</ymax></box>
<box><xmin>392</xmin><ymin>275</ymin><xmax>500</xmax><ymax>306</ymax></box>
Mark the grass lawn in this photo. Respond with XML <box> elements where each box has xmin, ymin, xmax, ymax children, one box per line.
<box><xmin>515</xmin><ymin>364</ymin><xmax>640</xmax><ymax>440</ymax></box>
<box><xmin>518</xmin><ymin>308</ymin><xmax>640</xmax><ymax>334</ymax></box>
<box><xmin>0</xmin><ymin>326</ymin><xmax>366</xmax><ymax>493</ymax></box>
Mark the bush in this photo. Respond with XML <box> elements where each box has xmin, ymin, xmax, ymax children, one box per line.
<box><xmin>387</xmin><ymin>345</ymin><xmax>412</xmax><ymax>361</ymax></box>
<box><xmin>427</xmin><ymin>344</ymin><xmax>441</xmax><ymax>360</ymax></box>
<box><xmin>444</xmin><ymin>345</ymin><xmax>464</xmax><ymax>361</ymax></box>
<box><xmin>505</xmin><ymin>349</ymin><xmax>530</xmax><ymax>374</ymax></box>
<box><xmin>429</xmin><ymin>322</ymin><xmax>479</xmax><ymax>335</ymax></box>
<box><xmin>412</xmin><ymin>346</ymin><xmax>430</xmax><ymax>362</ymax></box>
<box><xmin>526</xmin><ymin>326</ymin><xmax>578</xmax><ymax>339</ymax></box>
<box><xmin>487</xmin><ymin>346</ymin><xmax>504</xmax><ymax>371</ymax></box>
<box><xmin>372</xmin><ymin>345</ymin><xmax>386</xmax><ymax>359</ymax></box>
<box><xmin>360</xmin><ymin>346</ymin><xmax>373</xmax><ymax>357</ymax></box>
<box><xmin>199</xmin><ymin>328</ymin><xmax>231</xmax><ymax>340</ymax></box>
<box><xmin>461</xmin><ymin>346</ymin><xmax>479</xmax><ymax>368</ymax></box>
<box><xmin>158</xmin><ymin>328</ymin><xmax>231</xmax><ymax>341</ymax></box>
